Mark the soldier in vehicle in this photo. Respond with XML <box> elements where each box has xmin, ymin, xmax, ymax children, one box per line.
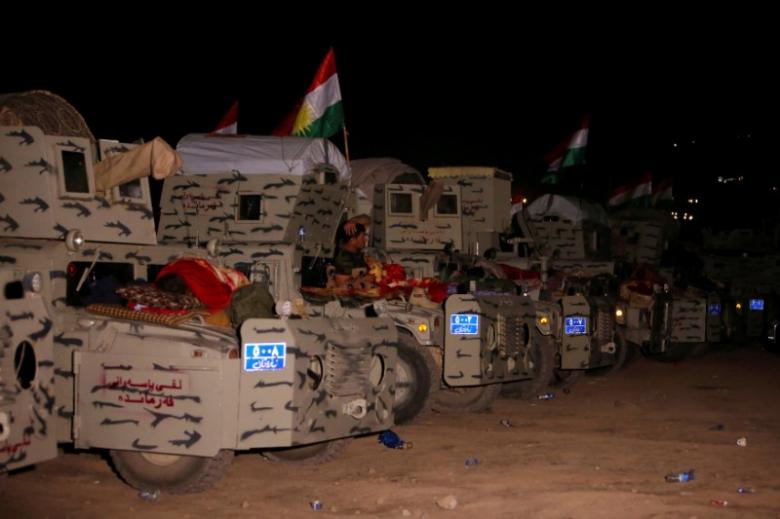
<box><xmin>332</xmin><ymin>214</ymin><xmax>373</xmax><ymax>288</ymax></box>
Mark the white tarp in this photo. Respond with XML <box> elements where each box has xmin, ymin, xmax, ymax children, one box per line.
<box><xmin>350</xmin><ymin>158</ymin><xmax>423</xmax><ymax>200</ymax></box>
<box><xmin>176</xmin><ymin>134</ymin><xmax>350</xmax><ymax>180</ymax></box>
<box><xmin>526</xmin><ymin>194</ymin><xmax>609</xmax><ymax>225</ymax></box>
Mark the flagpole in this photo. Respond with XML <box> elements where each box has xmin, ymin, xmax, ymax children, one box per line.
<box><xmin>342</xmin><ymin>125</ymin><xmax>351</xmax><ymax>165</ymax></box>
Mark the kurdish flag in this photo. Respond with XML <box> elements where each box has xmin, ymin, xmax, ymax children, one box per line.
<box><xmin>651</xmin><ymin>177</ymin><xmax>674</xmax><ymax>206</ymax></box>
<box><xmin>274</xmin><ymin>48</ymin><xmax>344</xmax><ymax>138</ymax></box>
<box><xmin>541</xmin><ymin>116</ymin><xmax>589</xmax><ymax>184</ymax></box>
<box><xmin>546</xmin><ymin>116</ymin><xmax>589</xmax><ymax>172</ymax></box>
<box><xmin>608</xmin><ymin>172</ymin><xmax>653</xmax><ymax>207</ymax></box>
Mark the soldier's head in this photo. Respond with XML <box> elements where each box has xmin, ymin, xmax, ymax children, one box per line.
<box><xmin>338</xmin><ymin>222</ymin><xmax>368</xmax><ymax>252</ymax></box>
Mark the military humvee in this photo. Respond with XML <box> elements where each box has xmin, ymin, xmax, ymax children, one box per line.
<box><xmin>455</xmin><ymin>189</ymin><xmax>627</xmax><ymax>389</ymax></box>
<box><xmin>699</xmin><ymin>228</ymin><xmax>780</xmax><ymax>343</ymax></box>
<box><xmin>0</xmin><ymin>91</ymin><xmax>398</xmax><ymax>493</ymax></box>
<box><xmin>353</xmin><ymin>161</ymin><xmax>560</xmax><ymax>405</ymax></box>
<box><xmin>610</xmin><ymin>208</ymin><xmax>724</xmax><ymax>360</ymax></box>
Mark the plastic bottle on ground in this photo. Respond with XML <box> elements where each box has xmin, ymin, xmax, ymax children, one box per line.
<box><xmin>664</xmin><ymin>469</ymin><xmax>695</xmax><ymax>483</ymax></box>
<box><xmin>138</xmin><ymin>489</ymin><xmax>160</xmax><ymax>502</ymax></box>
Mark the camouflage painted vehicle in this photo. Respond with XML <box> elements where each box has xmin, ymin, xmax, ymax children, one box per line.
<box><xmin>0</xmin><ymin>91</ymin><xmax>398</xmax><ymax>493</ymax></box>
<box><xmin>699</xmin><ymin>228</ymin><xmax>780</xmax><ymax>343</ymax></box>
<box><xmin>371</xmin><ymin>170</ymin><xmax>627</xmax><ymax>395</ymax></box>
<box><xmin>610</xmin><ymin>208</ymin><xmax>725</xmax><ymax>361</ymax></box>
<box><xmin>353</xmin><ymin>161</ymin><xmax>558</xmax><ymax>406</ymax></box>
<box><xmin>155</xmin><ymin>144</ymin><xmax>545</xmax><ymax>419</ymax></box>
<box><xmin>487</xmin><ymin>192</ymin><xmax>627</xmax><ymax>389</ymax></box>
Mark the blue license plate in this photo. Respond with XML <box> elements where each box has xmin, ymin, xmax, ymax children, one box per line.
<box><xmin>244</xmin><ymin>343</ymin><xmax>286</xmax><ymax>372</ymax></box>
<box><xmin>564</xmin><ymin>316</ymin><xmax>587</xmax><ymax>336</ymax></box>
<box><xmin>450</xmin><ymin>314</ymin><xmax>479</xmax><ymax>335</ymax></box>
<box><xmin>749</xmin><ymin>299</ymin><xmax>764</xmax><ymax>311</ymax></box>
<box><xmin>708</xmin><ymin>303</ymin><xmax>721</xmax><ymax>315</ymax></box>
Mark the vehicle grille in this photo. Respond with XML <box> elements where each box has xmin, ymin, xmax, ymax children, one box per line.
<box><xmin>497</xmin><ymin>314</ymin><xmax>526</xmax><ymax>357</ymax></box>
<box><xmin>323</xmin><ymin>341</ymin><xmax>372</xmax><ymax>397</ymax></box>
<box><xmin>596</xmin><ymin>308</ymin><xmax>615</xmax><ymax>345</ymax></box>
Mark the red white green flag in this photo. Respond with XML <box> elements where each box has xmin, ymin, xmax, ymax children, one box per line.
<box><xmin>608</xmin><ymin>172</ymin><xmax>652</xmax><ymax>207</ymax></box>
<box><xmin>651</xmin><ymin>177</ymin><xmax>674</xmax><ymax>205</ymax></box>
<box><xmin>274</xmin><ymin>48</ymin><xmax>344</xmax><ymax>138</ymax></box>
<box><xmin>541</xmin><ymin>116</ymin><xmax>589</xmax><ymax>184</ymax></box>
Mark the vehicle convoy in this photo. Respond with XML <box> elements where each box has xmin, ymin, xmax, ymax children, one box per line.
<box><xmin>0</xmin><ymin>91</ymin><xmax>398</xmax><ymax>494</ymax></box>
<box><xmin>152</xmin><ymin>151</ymin><xmax>547</xmax><ymax>419</ymax></box>
<box><xmin>699</xmin><ymin>227</ymin><xmax>779</xmax><ymax>344</ymax></box>
<box><xmin>353</xmin><ymin>162</ymin><xmax>624</xmax><ymax>399</ymax></box>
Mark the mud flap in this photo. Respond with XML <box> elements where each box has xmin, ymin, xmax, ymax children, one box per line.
<box><xmin>443</xmin><ymin>294</ymin><xmax>536</xmax><ymax>387</ymax></box>
<box><xmin>706</xmin><ymin>294</ymin><xmax>723</xmax><ymax>342</ymax></box>
<box><xmin>649</xmin><ymin>293</ymin><xmax>673</xmax><ymax>354</ymax></box>
<box><xmin>670</xmin><ymin>296</ymin><xmax>706</xmax><ymax>343</ymax></box>
<box><xmin>236</xmin><ymin>317</ymin><xmax>396</xmax><ymax>449</ymax></box>
<box><xmin>75</xmin><ymin>352</ymin><xmax>233</xmax><ymax>457</ymax></box>
<box><xmin>0</xmin><ymin>295</ymin><xmax>57</xmax><ymax>473</ymax></box>
<box><xmin>560</xmin><ymin>295</ymin><xmax>592</xmax><ymax>370</ymax></box>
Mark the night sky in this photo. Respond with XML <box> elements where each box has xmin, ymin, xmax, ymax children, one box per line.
<box><xmin>2</xmin><ymin>18</ymin><xmax>776</xmax><ymax>229</ymax></box>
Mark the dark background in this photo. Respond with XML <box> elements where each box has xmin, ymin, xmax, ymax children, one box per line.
<box><xmin>2</xmin><ymin>14</ymin><xmax>777</xmax><ymax>233</ymax></box>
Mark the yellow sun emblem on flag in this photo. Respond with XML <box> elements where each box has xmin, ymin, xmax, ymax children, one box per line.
<box><xmin>292</xmin><ymin>102</ymin><xmax>315</xmax><ymax>136</ymax></box>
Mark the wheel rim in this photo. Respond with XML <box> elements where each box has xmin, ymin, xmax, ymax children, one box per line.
<box><xmin>394</xmin><ymin>357</ymin><xmax>414</xmax><ymax>407</ymax></box>
<box><xmin>140</xmin><ymin>452</ymin><xmax>182</xmax><ymax>466</ymax></box>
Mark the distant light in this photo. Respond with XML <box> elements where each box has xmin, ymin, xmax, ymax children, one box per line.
<box><xmin>672</xmin><ymin>142</ymin><xmax>678</xmax><ymax>148</ymax></box>
<box><xmin>691</xmin><ymin>139</ymin><xmax>696</xmax><ymax>144</ymax></box>
<box><xmin>717</xmin><ymin>176</ymin><xmax>724</xmax><ymax>183</ymax></box>
<box><xmin>687</xmin><ymin>198</ymin><xmax>694</xmax><ymax>204</ymax></box>
<box><xmin>522</xmin><ymin>198</ymin><xmax>528</xmax><ymax>204</ymax></box>
<box><xmin>773</xmin><ymin>187</ymin><xmax>778</xmax><ymax>192</ymax></box>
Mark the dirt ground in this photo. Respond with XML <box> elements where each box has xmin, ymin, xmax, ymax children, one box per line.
<box><xmin>2</xmin><ymin>343</ymin><xmax>780</xmax><ymax>518</ymax></box>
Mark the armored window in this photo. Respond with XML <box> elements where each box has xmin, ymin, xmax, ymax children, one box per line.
<box><xmin>314</xmin><ymin>165</ymin><xmax>338</xmax><ymax>185</ymax></box>
<box><xmin>57</xmin><ymin>149</ymin><xmax>95</xmax><ymax>199</ymax></box>
<box><xmin>114</xmin><ymin>178</ymin><xmax>149</xmax><ymax>203</ymax></box>
<box><xmin>435</xmin><ymin>193</ymin><xmax>459</xmax><ymax>216</ymax></box>
<box><xmin>237</xmin><ymin>193</ymin><xmax>263</xmax><ymax>222</ymax></box>
<box><xmin>389</xmin><ymin>192</ymin><xmax>414</xmax><ymax>215</ymax></box>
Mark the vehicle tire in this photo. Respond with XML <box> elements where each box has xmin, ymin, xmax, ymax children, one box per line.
<box><xmin>586</xmin><ymin>331</ymin><xmax>632</xmax><ymax>377</ymax></box>
<box><xmin>110</xmin><ymin>449</ymin><xmax>233</xmax><ymax>494</ymax></box>
<box><xmin>389</xmin><ymin>332</ymin><xmax>435</xmax><ymax>424</ymax></box>
<box><xmin>263</xmin><ymin>438</ymin><xmax>352</xmax><ymax>464</ymax></box>
<box><xmin>432</xmin><ymin>382</ymin><xmax>502</xmax><ymax>413</ymax></box>
<box><xmin>500</xmin><ymin>330</ymin><xmax>556</xmax><ymax>400</ymax></box>
<box><xmin>550</xmin><ymin>366</ymin><xmax>585</xmax><ymax>388</ymax></box>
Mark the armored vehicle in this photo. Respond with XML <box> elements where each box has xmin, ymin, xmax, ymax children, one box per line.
<box><xmin>699</xmin><ymin>228</ymin><xmax>780</xmax><ymax>343</ymax></box>
<box><xmin>154</xmin><ymin>149</ymin><xmax>543</xmax><ymax>418</ymax></box>
<box><xmin>0</xmin><ymin>91</ymin><xmax>398</xmax><ymax>493</ymax></box>
<box><xmin>353</xmin><ymin>161</ymin><xmax>574</xmax><ymax>404</ymax></box>
<box><xmin>610</xmin><ymin>208</ymin><xmax>724</xmax><ymax>360</ymax></box>
<box><xmin>473</xmin><ymin>191</ymin><xmax>627</xmax><ymax>388</ymax></box>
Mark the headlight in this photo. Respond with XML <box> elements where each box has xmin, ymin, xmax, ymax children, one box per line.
<box><xmin>615</xmin><ymin>305</ymin><xmax>626</xmax><ymax>324</ymax></box>
<box><xmin>535</xmin><ymin>311</ymin><xmax>552</xmax><ymax>335</ymax></box>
